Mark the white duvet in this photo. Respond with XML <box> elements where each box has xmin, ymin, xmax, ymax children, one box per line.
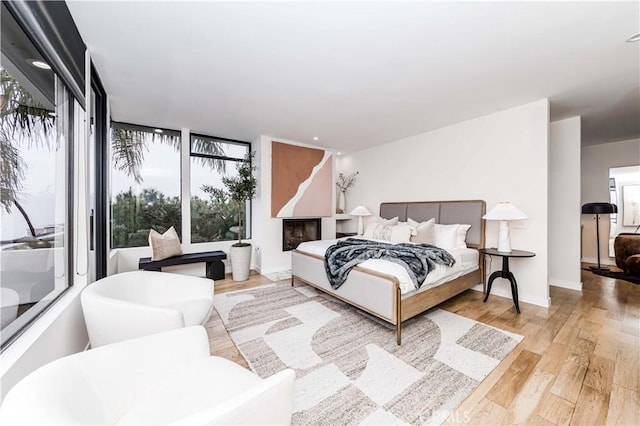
<box><xmin>295</xmin><ymin>238</ymin><xmax>479</xmax><ymax>295</ymax></box>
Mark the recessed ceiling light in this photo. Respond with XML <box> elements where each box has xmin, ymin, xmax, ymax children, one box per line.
<box><xmin>337</xmin><ymin>152</ymin><xmax>342</xmax><ymax>155</ymax></box>
<box><xmin>27</xmin><ymin>59</ymin><xmax>51</xmax><ymax>70</ymax></box>
<box><xmin>154</xmin><ymin>128</ymin><xmax>164</xmax><ymax>133</ymax></box>
<box><xmin>626</xmin><ymin>33</ymin><xmax>640</xmax><ymax>42</ymax></box>
<box><xmin>313</xmin><ymin>136</ymin><xmax>319</xmax><ymax>141</ymax></box>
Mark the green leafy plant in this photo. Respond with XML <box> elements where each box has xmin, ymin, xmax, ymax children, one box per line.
<box><xmin>218</xmin><ymin>151</ymin><xmax>257</xmax><ymax>246</ymax></box>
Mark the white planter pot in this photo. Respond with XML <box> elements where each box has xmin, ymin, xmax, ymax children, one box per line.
<box><xmin>230</xmin><ymin>244</ymin><xmax>252</xmax><ymax>281</ymax></box>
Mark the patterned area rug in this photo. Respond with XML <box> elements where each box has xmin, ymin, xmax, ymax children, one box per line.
<box><xmin>214</xmin><ymin>283</ymin><xmax>523</xmax><ymax>425</ymax></box>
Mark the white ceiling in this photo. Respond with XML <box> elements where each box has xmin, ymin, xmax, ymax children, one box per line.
<box><xmin>67</xmin><ymin>1</ymin><xmax>639</xmax><ymax>152</ymax></box>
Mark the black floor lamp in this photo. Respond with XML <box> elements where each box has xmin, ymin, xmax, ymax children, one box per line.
<box><xmin>581</xmin><ymin>202</ymin><xmax>618</xmax><ymax>271</ymax></box>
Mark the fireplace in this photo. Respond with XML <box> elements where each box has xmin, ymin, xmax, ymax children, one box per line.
<box><xmin>282</xmin><ymin>218</ymin><xmax>321</xmax><ymax>251</ymax></box>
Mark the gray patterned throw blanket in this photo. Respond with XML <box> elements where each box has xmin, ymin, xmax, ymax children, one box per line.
<box><xmin>324</xmin><ymin>238</ymin><xmax>456</xmax><ymax>290</ymax></box>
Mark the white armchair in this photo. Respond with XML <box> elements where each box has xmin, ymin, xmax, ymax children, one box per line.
<box><xmin>1</xmin><ymin>287</ymin><xmax>19</xmax><ymax>329</ymax></box>
<box><xmin>0</xmin><ymin>326</ymin><xmax>295</xmax><ymax>425</ymax></box>
<box><xmin>81</xmin><ymin>270</ymin><xmax>214</xmax><ymax>347</ymax></box>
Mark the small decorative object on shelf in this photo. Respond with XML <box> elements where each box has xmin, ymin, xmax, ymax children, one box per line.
<box><xmin>336</xmin><ymin>171</ymin><xmax>359</xmax><ymax>213</ymax></box>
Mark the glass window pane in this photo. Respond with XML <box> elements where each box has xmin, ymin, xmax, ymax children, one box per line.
<box><xmin>190</xmin><ymin>158</ymin><xmax>250</xmax><ymax>243</ymax></box>
<box><xmin>0</xmin><ymin>15</ymin><xmax>71</xmax><ymax>346</ymax></box>
<box><xmin>191</xmin><ymin>135</ymin><xmax>248</xmax><ymax>160</ymax></box>
<box><xmin>110</xmin><ymin>124</ymin><xmax>181</xmax><ymax>248</ymax></box>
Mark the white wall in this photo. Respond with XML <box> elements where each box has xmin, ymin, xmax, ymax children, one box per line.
<box><xmin>548</xmin><ymin>117</ymin><xmax>582</xmax><ymax>290</ymax></box>
<box><xmin>253</xmin><ymin>136</ymin><xmax>336</xmax><ymax>274</ymax></box>
<box><xmin>581</xmin><ymin>138</ymin><xmax>640</xmax><ymax>264</ymax></box>
<box><xmin>338</xmin><ymin>99</ymin><xmax>550</xmax><ymax>307</ymax></box>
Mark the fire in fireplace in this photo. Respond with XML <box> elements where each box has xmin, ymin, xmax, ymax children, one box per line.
<box><xmin>282</xmin><ymin>218</ymin><xmax>322</xmax><ymax>251</ymax></box>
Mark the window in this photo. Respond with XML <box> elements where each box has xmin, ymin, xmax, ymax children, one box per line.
<box><xmin>190</xmin><ymin>135</ymin><xmax>251</xmax><ymax>243</ymax></box>
<box><xmin>0</xmin><ymin>10</ymin><xmax>74</xmax><ymax>348</ymax></box>
<box><xmin>110</xmin><ymin>123</ymin><xmax>181</xmax><ymax>248</ymax></box>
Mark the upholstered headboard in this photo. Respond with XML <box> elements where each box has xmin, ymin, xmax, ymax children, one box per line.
<box><xmin>379</xmin><ymin>200</ymin><xmax>486</xmax><ymax>248</ymax></box>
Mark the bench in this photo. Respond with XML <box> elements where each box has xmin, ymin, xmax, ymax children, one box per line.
<box><xmin>138</xmin><ymin>251</ymin><xmax>227</xmax><ymax>280</ymax></box>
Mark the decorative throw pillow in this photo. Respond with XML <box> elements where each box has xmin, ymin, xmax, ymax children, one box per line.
<box><xmin>363</xmin><ymin>223</ymin><xmax>412</xmax><ymax>243</ymax></box>
<box><xmin>434</xmin><ymin>224</ymin><xmax>459</xmax><ymax>250</ymax></box>
<box><xmin>399</xmin><ymin>221</ymin><xmax>418</xmax><ymax>236</ymax></box>
<box><xmin>408</xmin><ymin>218</ymin><xmax>436</xmax><ymax>244</ymax></box>
<box><xmin>434</xmin><ymin>223</ymin><xmax>471</xmax><ymax>250</ymax></box>
<box><xmin>363</xmin><ymin>215</ymin><xmax>399</xmax><ymax>229</ymax></box>
<box><xmin>456</xmin><ymin>224</ymin><xmax>472</xmax><ymax>248</ymax></box>
<box><xmin>148</xmin><ymin>226</ymin><xmax>183</xmax><ymax>261</ymax></box>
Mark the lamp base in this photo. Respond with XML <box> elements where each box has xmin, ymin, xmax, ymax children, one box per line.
<box><xmin>589</xmin><ymin>265</ymin><xmax>611</xmax><ymax>272</ymax></box>
<box><xmin>497</xmin><ymin>220</ymin><xmax>512</xmax><ymax>253</ymax></box>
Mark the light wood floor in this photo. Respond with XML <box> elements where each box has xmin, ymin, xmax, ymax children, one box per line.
<box><xmin>205</xmin><ymin>269</ymin><xmax>640</xmax><ymax>425</ymax></box>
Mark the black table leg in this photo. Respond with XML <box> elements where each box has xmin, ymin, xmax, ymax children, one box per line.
<box><xmin>482</xmin><ymin>256</ymin><xmax>521</xmax><ymax>314</ymax></box>
<box><xmin>508</xmin><ymin>273</ymin><xmax>521</xmax><ymax>314</ymax></box>
<box><xmin>483</xmin><ymin>271</ymin><xmax>502</xmax><ymax>302</ymax></box>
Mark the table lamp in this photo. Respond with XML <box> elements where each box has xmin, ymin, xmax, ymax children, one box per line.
<box><xmin>581</xmin><ymin>202</ymin><xmax>617</xmax><ymax>271</ymax></box>
<box><xmin>350</xmin><ymin>205</ymin><xmax>372</xmax><ymax>235</ymax></box>
<box><xmin>483</xmin><ymin>202</ymin><xmax>528</xmax><ymax>253</ymax></box>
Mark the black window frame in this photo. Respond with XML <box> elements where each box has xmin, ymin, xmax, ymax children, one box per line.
<box><xmin>109</xmin><ymin>121</ymin><xmax>182</xmax><ymax>249</ymax></box>
<box><xmin>0</xmin><ymin>0</ymin><xmax>81</xmax><ymax>351</ymax></box>
<box><xmin>189</xmin><ymin>133</ymin><xmax>252</xmax><ymax>242</ymax></box>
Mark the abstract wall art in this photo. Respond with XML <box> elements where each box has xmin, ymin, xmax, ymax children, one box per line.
<box><xmin>271</xmin><ymin>141</ymin><xmax>333</xmax><ymax>218</ymax></box>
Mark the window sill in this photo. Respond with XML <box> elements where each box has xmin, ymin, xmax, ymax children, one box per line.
<box><xmin>0</xmin><ymin>277</ymin><xmax>87</xmax><ymax>378</ymax></box>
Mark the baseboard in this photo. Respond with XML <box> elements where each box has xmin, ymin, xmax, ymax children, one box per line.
<box><xmin>471</xmin><ymin>284</ymin><xmax>550</xmax><ymax>308</ymax></box>
<box><xmin>581</xmin><ymin>257</ymin><xmax>615</xmax><ymax>266</ymax></box>
<box><xmin>549</xmin><ymin>278</ymin><xmax>582</xmax><ymax>291</ymax></box>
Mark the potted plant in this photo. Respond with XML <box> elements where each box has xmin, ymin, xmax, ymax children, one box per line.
<box><xmin>221</xmin><ymin>151</ymin><xmax>257</xmax><ymax>281</ymax></box>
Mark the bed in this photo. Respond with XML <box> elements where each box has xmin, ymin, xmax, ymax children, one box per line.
<box><xmin>291</xmin><ymin>200</ymin><xmax>486</xmax><ymax>344</ymax></box>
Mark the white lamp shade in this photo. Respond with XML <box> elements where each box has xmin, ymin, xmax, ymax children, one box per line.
<box><xmin>349</xmin><ymin>205</ymin><xmax>372</xmax><ymax>216</ymax></box>
<box><xmin>483</xmin><ymin>202</ymin><xmax>527</xmax><ymax>221</ymax></box>
<box><xmin>349</xmin><ymin>205</ymin><xmax>371</xmax><ymax>235</ymax></box>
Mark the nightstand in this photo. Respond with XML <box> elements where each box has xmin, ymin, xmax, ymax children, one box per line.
<box><xmin>478</xmin><ymin>248</ymin><xmax>536</xmax><ymax>314</ymax></box>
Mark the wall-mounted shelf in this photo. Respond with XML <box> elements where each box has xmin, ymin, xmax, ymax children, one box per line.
<box><xmin>335</xmin><ymin>214</ymin><xmax>351</xmax><ymax>221</ymax></box>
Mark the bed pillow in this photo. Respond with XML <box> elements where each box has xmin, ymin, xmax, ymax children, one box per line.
<box><xmin>434</xmin><ymin>224</ymin><xmax>458</xmax><ymax>250</ymax></box>
<box><xmin>434</xmin><ymin>223</ymin><xmax>471</xmax><ymax>250</ymax></box>
<box><xmin>398</xmin><ymin>221</ymin><xmax>418</xmax><ymax>236</ymax></box>
<box><xmin>363</xmin><ymin>223</ymin><xmax>412</xmax><ymax>243</ymax></box>
<box><xmin>149</xmin><ymin>226</ymin><xmax>183</xmax><ymax>261</ymax></box>
<box><xmin>363</xmin><ymin>215</ymin><xmax>399</xmax><ymax>229</ymax></box>
<box><xmin>407</xmin><ymin>218</ymin><xmax>436</xmax><ymax>244</ymax></box>
<box><xmin>456</xmin><ymin>224</ymin><xmax>472</xmax><ymax>248</ymax></box>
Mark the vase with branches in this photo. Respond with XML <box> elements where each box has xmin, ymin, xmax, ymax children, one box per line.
<box><xmin>336</xmin><ymin>171</ymin><xmax>358</xmax><ymax>213</ymax></box>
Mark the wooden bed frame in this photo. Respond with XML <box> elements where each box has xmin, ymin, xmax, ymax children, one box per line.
<box><xmin>291</xmin><ymin>200</ymin><xmax>486</xmax><ymax>345</ymax></box>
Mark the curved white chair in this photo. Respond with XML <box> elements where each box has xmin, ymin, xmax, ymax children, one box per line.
<box><xmin>0</xmin><ymin>326</ymin><xmax>295</xmax><ymax>425</ymax></box>
<box><xmin>81</xmin><ymin>271</ymin><xmax>214</xmax><ymax>347</ymax></box>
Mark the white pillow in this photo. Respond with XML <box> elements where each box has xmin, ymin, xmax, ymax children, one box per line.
<box><xmin>408</xmin><ymin>218</ymin><xmax>436</xmax><ymax>244</ymax></box>
<box><xmin>434</xmin><ymin>224</ymin><xmax>458</xmax><ymax>250</ymax></box>
<box><xmin>363</xmin><ymin>223</ymin><xmax>412</xmax><ymax>243</ymax></box>
<box><xmin>398</xmin><ymin>221</ymin><xmax>418</xmax><ymax>236</ymax></box>
<box><xmin>456</xmin><ymin>224</ymin><xmax>471</xmax><ymax>248</ymax></box>
<box><xmin>363</xmin><ymin>215</ymin><xmax>399</xmax><ymax>229</ymax></box>
<box><xmin>434</xmin><ymin>223</ymin><xmax>471</xmax><ymax>250</ymax></box>
<box><xmin>149</xmin><ymin>226</ymin><xmax>183</xmax><ymax>261</ymax></box>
